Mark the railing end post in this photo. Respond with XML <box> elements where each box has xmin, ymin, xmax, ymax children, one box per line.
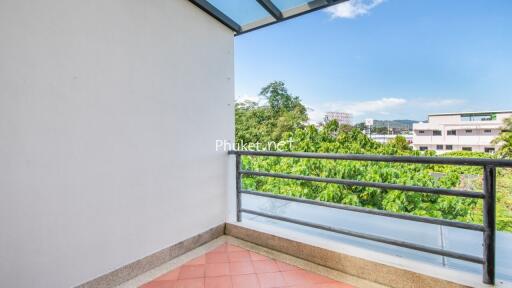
<box><xmin>482</xmin><ymin>165</ymin><xmax>496</xmax><ymax>285</ymax></box>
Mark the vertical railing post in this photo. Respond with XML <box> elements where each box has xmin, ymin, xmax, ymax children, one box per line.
<box><xmin>483</xmin><ymin>165</ymin><xmax>496</xmax><ymax>285</ymax></box>
<box><xmin>235</xmin><ymin>154</ymin><xmax>242</xmax><ymax>222</ymax></box>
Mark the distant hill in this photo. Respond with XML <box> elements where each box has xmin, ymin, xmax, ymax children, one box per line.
<box><xmin>393</xmin><ymin>119</ymin><xmax>419</xmax><ymax>125</ymax></box>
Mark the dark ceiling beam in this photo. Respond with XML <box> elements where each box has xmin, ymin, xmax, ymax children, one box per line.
<box><xmin>237</xmin><ymin>0</ymin><xmax>350</xmax><ymax>36</ymax></box>
<box><xmin>189</xmin><ymin>0</ymin><xmax>241</xmax><ymax>33</ymax></box>
<box><xmin>256</xmin><ymin>0</ymin><xmax>283</xmax><ymax>20</ymax></box>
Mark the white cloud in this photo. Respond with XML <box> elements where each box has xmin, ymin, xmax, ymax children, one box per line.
<box><xmin>343</xmin><ymin>97</ymin><xmax>406</xmax><ymax>115</ymax></box>
<box><xmin>307</xmin><ymin>97</ymin><xmax>406</xmax><ymax>123</ymax></box>
<box><xmin>325</xmin><ymin>0</ymin><xmax>385</xmax><ymax>19</ymax></box>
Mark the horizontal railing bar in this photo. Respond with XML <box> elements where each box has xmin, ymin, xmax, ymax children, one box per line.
<box><xmin>241</xmin><ymin>208</ymin><xmax>484</xmax><ymax>264</ymax></box>
<box><xmin>241</xmin><ymin>190</ymin><xmax>485</xmax><ymax>231</ymax></box>
<box><xmin>228</xmin><ymin>150</ymin><xmax>512</xmax><ymax>167</ymax></box>
<box><xmin>241</xmin><ymin>170</ymin><xmax>485</xmax><ymax>199</ymax></box>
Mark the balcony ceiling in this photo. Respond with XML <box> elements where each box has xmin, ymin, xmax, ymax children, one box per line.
<box><xmin>189</xmin><ymin>0</ymin><xmax>349</xmax><ymax>36</ymax></box>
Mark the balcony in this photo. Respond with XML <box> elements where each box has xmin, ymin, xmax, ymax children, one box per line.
<box><xmin>2</xmin><ymin>1</ymin><xmax>511</xmax><ymax>288</ymax></box>
<box><xmin>111</xmin><ymin>151</ymin><xmax>512</xmax><ymax>288</ymax></box>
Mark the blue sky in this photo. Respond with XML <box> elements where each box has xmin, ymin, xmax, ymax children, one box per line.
<box><xmin>234</xmin><ymin>0</ymin><xmax>512</xmax><ymax>123</ymax></box>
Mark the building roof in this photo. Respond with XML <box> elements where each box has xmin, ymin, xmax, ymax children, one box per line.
<box><xmin>429</xmin><ymin>110</ymin><xmax>512</xmax><ymax>117</ymax></box>
<box><xmin>189</xmin><ymin>0</ymin><xmax>349</xmax><ymax>36</ymax></box>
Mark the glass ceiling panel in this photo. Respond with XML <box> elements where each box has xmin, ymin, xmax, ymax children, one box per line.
<box><xmin>207</xmin><ymin>0</ymin><xmax>271</xmax><ymax>26</ymax></box>
<box><xmin>272</xmin><ymin>0</ymin><xmax>313</xmax><ymax>12</ymax></box>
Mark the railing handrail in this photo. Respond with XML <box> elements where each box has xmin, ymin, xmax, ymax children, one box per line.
<box><xmin>228</xmin><ymin>150</ymin><xmax>512</xmax><ymax>167</ymax></box>
<box><xmin>230</xmin><ymin>149</ymin><xmax>501</xmax><ymax>284</ymax></box>
<box><xmin>240</xmin><ymin>170</ymin><xmax>485</xmax><ymax>198</ymax></box>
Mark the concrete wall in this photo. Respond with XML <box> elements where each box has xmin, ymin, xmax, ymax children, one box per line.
<box><xmin>0</xmin><ymin>1</ymin><xmax>234</xmax><ymax>287</ymax></box>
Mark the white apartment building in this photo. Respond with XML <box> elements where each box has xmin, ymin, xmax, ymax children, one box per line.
<box><xmin>413</xmin><ymin>111</ymin><xmax>512</xmax><ymax>153</ymax></box>
<box><xmin>325</xmin><ymin>111</ymin><xmax>353</xmax><ymax>125</ymax></box>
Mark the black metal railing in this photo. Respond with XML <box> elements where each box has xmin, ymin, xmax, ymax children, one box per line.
<box><xmin>229</xmin><ymin>150</ymin><xmax>512</xmax><ymax>285</ymax></box>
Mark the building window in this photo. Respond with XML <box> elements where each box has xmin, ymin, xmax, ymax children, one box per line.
<box><xmin>461</xmin><ymin>113</ymin><xmax>496</xmax><ymax>122</ymax></box>
<box><xmin>433</xmin><ymin>130</ymin><xmax>442</xmax><ymax>136</ymax></box>
<box><xmin>436</xmin><ymin>145</ymin><xmax>443</xmax><ymax>150</ymax></box>
<box><xmin>465</xmin><ymin>129</ymin><xmax>473</xmax><ymax>133</ymax></box>
<box><xmin>419</xmin><ymin>146</ymin><xmax>428</xmax><ymax>151</ymax></box>
<box><xmin>418</xmin><ymin>130</ymin><xmax>425</xmax><ymax>134</ymax></box>
<box><xmin>462</xmin><ymin>147</ymin><xmax>472</xmax><ymax>151</ymax></box>
<box><xmin>445</xmin><ymin>145</ymin><xmax>453</xmax><ymax>150</ymax></box>
<box><xmin>485</xmin><ymin>147</ymin><xmax>495</xmax><ymax>153</ymax></box>
<box><xmin>447</xmin><ymin>130</ymin><xmax>456</xmax><ymax>135</ymax></box>
<box><xmin>484</xmin><ymin>129</ymin><xmax>492</xmax><ymax>133</ymax></box>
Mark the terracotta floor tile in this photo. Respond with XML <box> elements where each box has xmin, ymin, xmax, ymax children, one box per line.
<box><xmin>178</xmin><ymin>265</ymin><xmax>205</xmax><ymax>279</ymax></box>
<box><xmin>231</xmin><ymin>274</ymin><xmax>260</xmax><ymax>288</ymax></box>
<box><xmin>257</xmin><ymin>272</ymin><xmax>286</xmax><ymax>288</ymax></box>
<box><xmin>282</xmin><ymin>270</ymin><xmax>316</xmax><ymax>285</ymax></box>
<box><xmin>205</xmin><ymin>263</ymin><xmax>230</xmax><ymax>277</ymax></box>
<box><xmin>206</xmin><ymin>252</ymin><xmax>229</xmax><ymax>263</ymax></box>
<box><xmin>249</xmin><ymin>251</ymin><xmax>270</xmax><ymax>261</ymax></box>
<box><xmin>140</xmin><ymin>280</ymin><xmax>176</xmax><ymax>288</ymax></box>
<box><xmin>229</xmin><ymin>261</ymin><xmax>254</xmax><ymax>275</ymax></box>
<box><xmin>205</xmin><ymin>276</ymin><xmax>233</xmax><ymax>288</ymax></box>
<box><xmin>276</xmin><ymin>261</ymin><xmax>299</xmax><ymax>272</ymax></box>
<box><xmin>252</xmin><ymin>260</ymin><xmax>280</xmax><ymax>273</ymax></box>
<box><xmin>228</xmin><ymin>251</ymin><xmax>251</xmax><ymax>262</ymax></box>
<box><xmin>186</xmin><ymin>256</ymin><xmax>206</xmax><ymax>266</ymax></box>
<box><xmin>155</xmin><ymin>268</ymin><xmax>181</xmax><ymax>281</ymax></box>
<box><xmin>175</xmin><ymin>278</ymin><xmax>204</xmax><ymax>288</ymax></box>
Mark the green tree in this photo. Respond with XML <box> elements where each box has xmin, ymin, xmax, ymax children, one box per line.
<box><xmin>235</xmin><ymin>81</ymin><xmax>308</xmax><ymax>144</ymax></box>
<box><xmin>387</xmin><ymin>135</ymin><xmax>412</xmax><ymax>152</ymax></box>
<box><xmin>259</xmin><ymin>81</ymin><xmax>305</xmax><ymax>114</ymax></box>
<box><xmin>493</xmin><ymin>117</ymin><xmax>512</xmax><ymax>158</ymax></box>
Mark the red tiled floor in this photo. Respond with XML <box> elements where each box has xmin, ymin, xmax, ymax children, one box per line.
<box><xmin>228</xmin><ymin>251</ymin><xmax>251</xmax><ymax>262</ymax></box>
<box><xmin>175</xmin><ymin>278</ymin><xmax>204</xmax><ymax>288</ymax></box>
<box><xmin>205</xmin><ymin>252</ymin><xmax>229</xmax><ymax>264</ymax></box>
<box><xmin>231</xmin><ymin>274</ymin><xmax>259</xmax><ymax>288</ymax></box>
<box><xmin>229</xmin><ymin>261</ymin><xmax>254</xmax><ymax>275</ymax></box>
<box><xmin>178</xmin><ymin>265</ymin><xmax>205</xmax><ymax>279</ymax></box>
<box><xmin>252</xmin><ymin>260</ymin><xmax>279</xmax><ymax>273</ymax></box>
<box><xmin>139</xmin><ymin>243</ymin><xmax>353</xmax><ymax>288</ymax></box>
<box><xmin>257</xmin><ymin>272</ymin><xmax>286</xmax><ymax>288</ymax></box>
<box><xmin>205</xmin><ymin>276</ymin><xmax>232</xmax><ymax>288</ymax></box>
<box><xmin>205</xmin><ymin>263</ymin><xmax>230</xmax><ymax>277</ymax></box>
<box><xmin>282</xmin><ymin>270</ymin><xmax>318</xmax><ymax>285</ymax></box>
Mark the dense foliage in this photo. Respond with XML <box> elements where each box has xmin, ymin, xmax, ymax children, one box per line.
<box><xmin>235</xmin><ymin>82</ymin><xmax>512</xmax><ymax>231</ymax></box>
<box><xmin>236</xmin><ymin>81</ymin><xmax>307</xmax><ymax>144</ymax></box>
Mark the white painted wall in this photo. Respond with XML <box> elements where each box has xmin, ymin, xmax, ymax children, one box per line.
<box><xmin>0</xmin><ymin>1</ymin><xmax>234</xmax><ymax>287</ymax></box>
